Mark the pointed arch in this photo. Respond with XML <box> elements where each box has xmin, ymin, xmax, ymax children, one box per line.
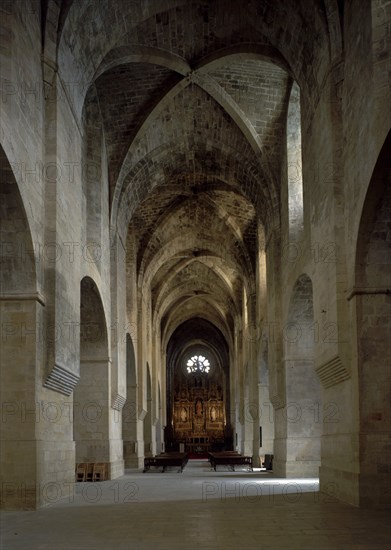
<box><xmin>354</xmin><ymin>130</ymin><xmax>391</xmax><ymax>507</ymax></box>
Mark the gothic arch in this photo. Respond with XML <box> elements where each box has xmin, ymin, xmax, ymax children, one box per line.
<box><xmin>123</xmin><ymin>333</ymin><xmax>138</xmax><ymax>467</ymax></box>
<box><xmin>73</xmin><ymin>277</ymin><xmax>111</xmax><ymax>471</ymax></box>
<box><xmin>274</xmin><ymin>273</ymin><xmax>322</xmax><ymax>477</ymax></box>
<box><xmin>354</xmin><ymin>131</ymin><xmax>391</xmax><ymax>507</ymax></box>
<box><xmin>143</xmin><ymin>363</ymin><xmax>153</xmax><ymax>457</ymax></box>
<box><xmin>0</xmin><ymin>145</ymin><xmax>39</xmax><ymax>508</ymax></box>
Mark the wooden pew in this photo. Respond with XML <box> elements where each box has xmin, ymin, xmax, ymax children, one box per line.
<box><xmin>207</xmin><ymin>451</ymin><xmax>239</xmax><ymax>470</ymax></box>
<box><xmin>143</xmin><ymin>452</ymin><xmax>189</xmax><ymax>473</ymax></box>
<box><xmin>208</xmin><ymin>452</ymin><xmax>253</xmax><ymax>472</ymax></box>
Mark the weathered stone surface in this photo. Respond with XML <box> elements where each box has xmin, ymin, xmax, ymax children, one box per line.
<box><xmin>0</xmin><ymin>0</ymin><xmax>390</xmax><ymax>511</ymax></box>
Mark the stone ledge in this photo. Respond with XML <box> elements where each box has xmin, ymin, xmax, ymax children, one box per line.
<box><xmin>315</xmin><ymin>355</ymin><xmax>350</xmax><ymax>388</ymax></box>
<box><xmin>270</xmin><ymin>394</ymin><xmax>285</xmax><ymax>409</ymax></box>
<box><xmin>346</xmin><ymin>286</ymin><xmax>391</xmax><ymax>301</ymax></box>
<box><xmin>43</xmin><ymin>364</ymin><xmax>80</xmax><ymax>396</ymax></box>
<box><xmin>112</xmin><ymin>393</ymin><xmax>126</xmax><ymax>411</ymax></box>
<box><xmin>0</xmin><ymin>292</ymin><xmax>46</xmax><ymax>306</ymax></box>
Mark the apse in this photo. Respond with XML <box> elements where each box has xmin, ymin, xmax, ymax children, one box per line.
<box><xmin>165</xmin><ymin>318</ymin><xmax>232</xmax><ymax>453</ymax></box>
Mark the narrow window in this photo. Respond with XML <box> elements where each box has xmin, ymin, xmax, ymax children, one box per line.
<box><xmin>287</xmin><ymin>81</ymin><xmax>303</xmax><ymax>239</ymax></box>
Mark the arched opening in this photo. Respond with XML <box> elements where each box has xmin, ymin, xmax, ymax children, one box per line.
<box><xmin>258</xmin><ymin>330</ymin><xmax>274</xmax><ymax>459</ymax></box>
<box><xmin>73</xmin><ymin>277</ymin><xmax>110</xmax><ymax>473</ymax></box>
<box><xmin>242</xmin><ymin>363</ymin><xmax>253</xmax><ymax>456</ymax></box>
<box><xmin>156</xmin><ymin>381</ymin><xmax>163</xmax><ymax>453</ymax></box>
<box><xmin>257</xmin><ymin>224</ymin><xmax>273</xmax><ymax>461</ymax></box>
<box><xmin>0</xmin><ymin>146</ymin><xmax>38</xmax><ymax>509</ymax></box>
<box><xmin>275</xmin><ymin>274</ymin><xmax>322</xmax><ymax>477</ymax></box>
<box><xmin>287</xmin><ymin>81</ymin><xmax>303</xmax><ymax>241</ymax></box>
<box><xmin>355</xmin><ymin>130</ymin><xmax>391</xmax><ymax>507</ymax></box>
<box><xmin>123</xmin><ymin>333</ymin><xmax>138</xmax><ymax>467</ymax></box>
<box><xmin>143</xmin><ymin>363</ymin><xmax>153</xmax><ymax>457</ymax></box>
<box><xmin>165</xmin><ymin>318</ymin><xmax>231</xmax><ymax>454</ymax></box>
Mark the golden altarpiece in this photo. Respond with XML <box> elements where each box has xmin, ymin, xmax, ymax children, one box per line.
<box><xmin>167</xmin><ymin>354</ymin><xmax>231</xmax><ymax>453</ymax></box>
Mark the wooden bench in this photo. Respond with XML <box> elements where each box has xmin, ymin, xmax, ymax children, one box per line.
<box><xmin>92</xmin><ymin>463</ymin><xmax>107</xmax><ymax>482</ymax></box>
<box><xmin>207</xmin><ymin>451</ymin><xmax>239</xmax><ymax>469</ymax></box>
<box><xmin>157</xmin><ymin>452</ymin><xmax>189</xmax><ymax>473</ymax></box>
<box><xmin>75</xmin><ymin>462</ymin><xmax>108</xmax><ymax>481</ymax></box>
<box><xmin>76</xmin><ymin>463</ymin><xmax>87</xmax><ymax>482</ymax></box>
<box><xmin>143</xmin><ymin>452</ymin><xmax>189</xmax><ymax>473</ymax></box>
<box><xmin>208</xmin><ymin>452</ymin><xmax>253</xmax><ymax>472</ymax></box>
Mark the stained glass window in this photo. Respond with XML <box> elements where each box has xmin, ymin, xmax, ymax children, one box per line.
<box><xmin>186</xmin><ymin>355</ymin><xmax>210</xmax><ymax>374</ymax></box>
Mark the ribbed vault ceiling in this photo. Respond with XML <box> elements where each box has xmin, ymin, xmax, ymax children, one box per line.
<box><xmin>67</xmin><ymin>0</ymin><xmax>340</xmax><ymax>350</ymax></box>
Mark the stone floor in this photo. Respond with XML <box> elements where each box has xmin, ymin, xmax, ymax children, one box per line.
<box><xmin>1</xmin><ymin>460</ymin><xmax>390</xmax><ymax>550</ymax></box>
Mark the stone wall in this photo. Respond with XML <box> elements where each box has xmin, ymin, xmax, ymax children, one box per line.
<box><xmin>0</xmin><ymin>0</ymin><xmax>389</xmax><ymax>510</ymax></box>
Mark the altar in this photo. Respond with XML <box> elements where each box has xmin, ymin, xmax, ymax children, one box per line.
<box><xmin>166</xmin><ymin>350</ymin><xmax>232</xmax><ymax>452</ymax></box>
